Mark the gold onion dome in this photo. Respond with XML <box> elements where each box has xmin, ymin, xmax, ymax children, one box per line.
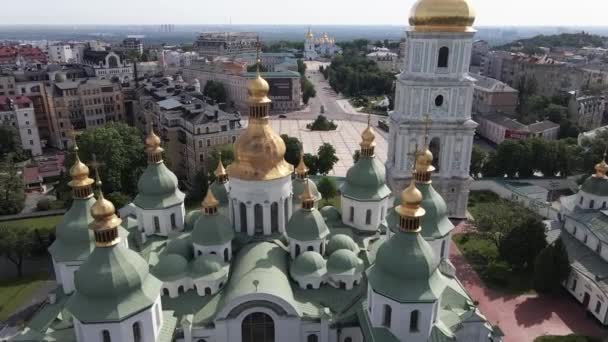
<box><xmin>69</xmin><ymin>154</ymin><xmax>94</xmax><ymax>188</ymax></box>
<box><xmin>409</xmin><ymin>0</ymin><xmax>476</xmax><ymax>32</ymax></box>
<box><xmin>415</xmin><ymin>147</ymin><xmax>435</xmax><ymax>173</ymax></box>
<box><xmin>361</xmin><ymin>125</ymin><xmax>376</xmax><ymax>148</ymax></box>
<box><xmin>214</xmin><ymin>154</ymin><xmax>227</xmax><ymax>178</ymax></box>
<box><xmin>145</xmin><ymin>129</ymin><xmax>161</xmax><ymax>149</ymax></box>
<box><xmin>595</xmin><ymin>159</ymin><xmax>608</xmax><ymax>177</ymax></box>
<box><xmin>396</xmin><ymin>180</ymin><xmax>426</xmax><ymax>219</ymax></box>
<box><xmin>247</xmin><ymin>74</ymin><xmax>271</xmax><ymax>104</ymax></box>
<box><xmin>202</xmin><ymin>189</ymin><xmax>219</xmax><ymax>210</ymax></box>
<box><xmin>295</xmin><ymin>153</ymin><xmax>308</xmax><ymax>177</ymax></box>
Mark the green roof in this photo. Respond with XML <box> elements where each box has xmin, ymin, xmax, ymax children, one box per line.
<box><xmin>367</xmin><ymin>231</ymin><xmax>447</xmax><ymax>303</ymax></box>
<box><xmin>210</xmin><ymin>181</ymin><xmax>229</xmax><ymax>206</ymax></box>
<box><xmin>48</xmin><ymin>197</ymin><xmax>95</xmax><ymax>262</ymax></box>
<box><xmin>67</xmin><ymin>245</ymin><xmax>162</xmax><ymax>323</ymax></box>
<box><xmin>580</xmin><ymin>175</ymin><xmax>608</xmax><ymax>197</ymax></box>
<box><xmin>151</xmin><ymin>254</ymin><xmax>189</xmax><ymax>281</ymax></box>
<box><xmin>418</xmin><ymin>183</ymin><xmax>454</xmax><ymax>239</ymax></box>
<box><xmin>291</xmin><ymin>251</ymin><xmax>326</xmax><ymax>277</ymax></box>
<box><xmin>570</xmin><ymin>208</ymin><xmax>608</xmax><ymax>243</ymax></box>
<box><xmin>320</xmin><ymin>206</ymin><xmax>341</xmax><ymax>224</ymax></box>
<box><xmin>326</xmin><ymin>234</ymin><xmax>360</xmax><ymax>255</ymax></box>
<box><xmin>286</xmin><ymin>208</ymin><xmax>330</xmax><ymax>241</ymax></box>
<box><xmin>342</xmin><ymin>157</ymin><xmax>391</xmax><ymax>201</ymax></box>
<box><xmin>185</xmin><ymin>210</ymin><xmax>202</xmax><ymax>231</ymax></box>
<box><xmin>163</xmin><ymin>236</ymin><xmax>194</xmax><ymax>261</ymax></box>
<box><xmin>191</xmin><ymin>213</ymin><xmax>234</xmax><ymax>246</ymax></box>
<box><xmin>190</xmin><ymin>254</ymin><xmax>227</xmax><ymax>280</ymax></box>
<box><xmin>134</xmin><ymin>162</ymin><xmax>184</xmax><ymax>210</ymax></box>
<box><xmin>292</xmin><ymin>178</ymin><xmax>322</xmax><ymax>204</ymax></box>
<box><xmin>327</xmin><ymin>249</ymin><xmax>363</xmax><ymax>274</ymax></box>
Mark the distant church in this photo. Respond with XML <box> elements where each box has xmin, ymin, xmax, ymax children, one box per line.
<box><xmin>15</xmin><ymin>0</ymin><xmax>502</xmax><ymax>341</ymax></box>
<box><xmin>304</xmin><ymin>28</ymin><xmax>342</xmax><ymax>61</ymax></box>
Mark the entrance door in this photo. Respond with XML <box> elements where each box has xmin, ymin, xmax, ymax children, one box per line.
<box><xmin>583</xmin><ymin>293</ymin><xmax>591</xmax><ymax>308</ymax></box>
<box><xmin>242</xmin><ymin>312</ymin><xmax>274</xmax><ymax>342</ymax></box>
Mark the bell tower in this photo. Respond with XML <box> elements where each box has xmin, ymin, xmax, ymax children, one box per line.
<box><xmin>386</xmin><ymin>0</ymin><xmax>478</xmax><ymax>219</ymax></box>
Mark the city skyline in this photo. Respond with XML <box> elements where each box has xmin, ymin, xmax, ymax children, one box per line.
<box><xmin>0</xmin><ymin>0</ymin><xmax>606</xmax><ymax>27</ymax></box>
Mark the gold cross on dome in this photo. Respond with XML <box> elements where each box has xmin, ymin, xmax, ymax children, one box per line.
<box><xmin>66</xmin><ymin>128</ymin><xmax>82</xmax><ymax>150</ymax></box>
<box><xmin>87</xmin><ymin>154</ymin><xmax>105</xmax><ymax>186</ymax></box>
<box><xmin>255</xmin><ymin>36</ymin><xmax>262</xmax><ymax>73</ymax></box>
<box><xmin>407</xmin><ymin>143</ymin><xmax>419</xmax><ymax>172</ymax></box>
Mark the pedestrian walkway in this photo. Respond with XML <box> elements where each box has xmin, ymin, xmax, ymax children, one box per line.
<box><xmin>450</xmin><ymin>223</ymin><xmax>608</xmax><ymax>342</ymax></box>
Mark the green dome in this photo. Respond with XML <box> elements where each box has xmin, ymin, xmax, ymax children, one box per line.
<box><xmin>68</xmin><ymin>245</ymin><xmax>162</xmax><ymax>323</ymax></box>
<box><xmin>327</xmin><ymin>234</ymin><xmax>360</xmax><ymax>255</ymax></box>
<box><xmin>210</xmin><ymin>181</ymin><xmax>229</xmax><ymax>206</ymax></box>
<box><xmin>291</xmin><ymin>251</ymin><xmax>326</xmax><ymax>277</ymax></box>
<box><xmin>418</xmin><ymin>183</ymin><xmax>453</xmax><ymax>239</ymax></box>
<box><xmin>48</xmin><ymin>198</ymin><xmax>95</xmax><ymax>262</ymax></box>
<box><xmin>342</xmin><ymin>157</ymin><xmax>392</xmax><ymax>201</ymax></box>
<box><xmin>134</xmin><ymin>163</ymin><xmax>184</xmax><ymax>210</ymax></box>
<box><xmin>192</xmin><ymin>213</ymin><xmax>234</xmax><ymax>246</ymax></box>
<box><xmin>190</xmin><ymin>254</ymin><xmax>227</xmax><ymax>279</ymax></box>
<box><xmin>367</xmin><ymin>232</ymin><xmax>447</xmax><ymax>303</ymax></box>
<box><xmin>286</xmin><ymin>208</ymin><xmax>330</xmax><ymax>242</ymax></box>
<box><xmin>327</xmin><ymin>249</ymin><xmax>363</xmax><ymax>274</ymax></box>
<box><xmin>151</xmin><ymin>254</ymin><xmax>188</xmax><ymax>281</ymax></box>
<box><xmin>293</xmin><ymin>178</ymin><xmax>322</xmax><ymax>203</ymax></box>
<box><xmin>581</xmin><ymin>176</ymin><xmax>608</xmax><ymax>197</ymax></box>
<box><xmin>185</xmin><ymin>210</ymin><xmax>202</xmax><ymax>231</ymax></box>
<box><xmin>164</xmin><ymin>237</ymin><xmax>194</xmax><ymax>261</ymax></box>
<box><xmin>320</xmin><ymin>206</ymin><xmax>341</xmax><ymax>223</ymax></box>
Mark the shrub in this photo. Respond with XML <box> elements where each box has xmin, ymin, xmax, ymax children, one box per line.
<box><xmin>483</xmin><ymin>261</ymin><xmax>510</xmax><ymax>286</ymax></box>
<box><xmin>36</xmin><ymin>198</ymin><xmax>51</xmax><ymax>211</ymax></box>
<box><xmin>307</xmin><ymin>115</ymin><xmax>337</xmax><ymax>131</ymax></box>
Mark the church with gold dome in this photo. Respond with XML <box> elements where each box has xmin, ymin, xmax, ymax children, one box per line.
<box><xmin>16</xmin><ymin>1</ymin><xmax>503</xmax><ymax>341</ymax></box>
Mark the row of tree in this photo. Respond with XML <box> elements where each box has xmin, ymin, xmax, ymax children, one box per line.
<box><xmin>0</xmin><ymin>226</ymin><xmax>54</xmax><ymax>277</ymax></box>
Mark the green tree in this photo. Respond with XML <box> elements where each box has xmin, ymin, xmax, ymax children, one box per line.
<box><xmin>280</xmin><ymin>135</ymin><xmax>302</xmax><ymax>167</ymax></box>
<box><xmin>206</xmin><ymin>144</ymin><xmax>235</xmax><ymax>180</ymax></box>
<box><xmin>301</xmin><ymin>77</ymin><xmax>317</xmax><ymax>105</ymax></box>
<box><xmin>307</xmin><ymin>115</ymin><xmax>337</xmax><ymax>131</ymax></box>
<box><xmin>0</xmin><ymin>157</ymin><xmax>26</xmax><ymax>215</ymax></box>
<box><xmin>297</xmin><ymin>59</ymin><xmax>307</xmax><ymax>77</ymax></box>
<box><xmin>0</xmin><ymin>125</ymin><xmax>25</xmax><ymax>161</ymax></box>
<box><xmin>481</xmin><ymin>151</ymin><xmax>500</xmax><ymax>177</ymax></box>
<box><xmin>188</xmin><ymin>169</ymin><xmax>208</xmax><ymax>204</ymax></box>
<box><xmin>203</xmin><ymin>80</ymin><xmax>228</xmax><ymax>105</ymax></box>
<box><xmin>317</xmin><ymin>177</ymin><xmax>338</xmax><ymax>200</ymax></box>
<box><xmin>499</xmin><ymin>217</ymin><xmax>547</xmax><ymax>270</ymax></box>
<box><xmin>303</xmin><ymin>153</ymin><xmax>319</xmax><ymax>176</ymax></box>
<box><xmin>474</xmin><ymin>200</ymin><xmax>538</xmax><ymax>251</ymax></box>
<box><xmin>246</xmin><ymin>64</ymin><xmax>268</xmax><ymax>72</ymax></box>
<box><xmin>64</xmin><ymin>123</ymin><xmax>146</xmax><ymax>197</ymax></box>
<box><xmin>533</xmin><ymin>238</ymin><xmax>571</xmax><ymax>294</ymax></box>
<box><xmin>495</xmin><ymin>140</ymin><xmax>525</xmax><ymax>178</ymax></box>
<box><xmin>105</xmin><ymin>192</ymin><xmax>132</xmax><ymax>209</ymax></box>
<box><xmin>316</xmin><ymin>143</ymin><xmax>339</xmax><ymax>175</ymax></box>
<box><xmin>0</xmin><ymin>226</ymin><xmax>34</xmax><ymax>277</ymax></box>
<box><xmin>470</xmin><ymin>145</ymin><xmax>487</xmax><ymax>178</ymax></box>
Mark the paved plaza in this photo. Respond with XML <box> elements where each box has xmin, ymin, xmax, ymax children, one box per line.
<box><xmin>268</xmin><ymin>119</ymin><xmax>388</xmax><ymax>176</ymax></box>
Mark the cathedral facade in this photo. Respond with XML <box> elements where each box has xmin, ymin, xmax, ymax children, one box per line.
<box><xmin>304</xmin><ymin>28</ymin><xmax>342</xmax><ymax>61</ymax></box>
<box><xmin>17</xmin><ymin>1</ymin><xmax>502</xmax><ymax>342</ymax></box>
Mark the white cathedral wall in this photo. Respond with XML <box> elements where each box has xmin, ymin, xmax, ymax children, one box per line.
<box><xmin>427</xmin><ymin>234</ymin><xmax>451</xmax><ymax>261</ymax></box>
<box><xmin>193</xmin><ymin>241</ymin><xmax>232</xmax><ymax>261</ymax></box>
<box><xmin>214</xmin><ymin>306</ymin><xmax>301</xmax><ymax>342</ymax></box>
<box><xmin>136</xmin><ymin>204</ymin><xmax>185</xmax><ymax>237</ymax></box>
<box><xmin>577</xmin><ymin>190</ymin><xmax>608</xmax><ymax>211</ymax></box>
<box><xmin>565</xmin><ymin>271</ymin><xmax>608</xmax><ymax>324</ymax></box>
<box><xmin>55</xmin><ymin>260</ymin><xmax>83</xmax><ymax>294</ymax></box>
<box><xmin>338</xmin><ymin>327</ymin><xmax>363</xmax><ymax>342</ymax></box>
<box><xmin>340</xmin><ymin>196</ymin><xmax>389</xmax><ymax>232</ymax></box>
<box><xmin>75</xmin><ymin>296</ymin><xmax>163</xmax><ymax>342</ymax></box>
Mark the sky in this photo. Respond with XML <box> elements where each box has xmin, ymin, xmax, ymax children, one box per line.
<box><xmin>0</xmin><ymin>0</ymin><xmax>606</xmax><ymax>27</ymax></box>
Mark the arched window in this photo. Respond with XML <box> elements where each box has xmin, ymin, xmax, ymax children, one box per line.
<box><xmin>132</xmin><ymin>322</ymin><xmax>142</xmax><ymax>342</ymax></box>
<box><xmin>438</xmin><ymin>47</ymin><xmax>449</xmax><ymax>68</ymax></box>
<box><xmin>206</xmin><ymin>127</ymin><xmax>209</xmax><ymax>134</ymax></box>
<box><xmin>365</xmin><ymin>209</ymin><xmax>372</xmax><ymax>225</ymax></box>
<box><xmin>224</xmin><ymin>248</ymin><xmax>229</xmax><ymax>262</ymax></box>
<box><xmin>162</xmin><ymin>288</ymin><xmax>169</xmax><ymax>296</ymax></box>
<box><xmin>382</xmin><ymin>305</ymin><xmax>392</xmax><ymax>327</ymax></box>
<box><xmin>271</xmin><ymin>202</ymin><xmax>279</xmax><ymax>233</ymax></box>
<box><xmin>170</xmin><ymin>213</ymin><xmax>176</xmax><ymax>229</ymax></box>
<box><xmin>178</xmin><ymin>285</ymin><xmax>185</xmax><ymax>294</ymax></box>
<box><xmin>349</xmin><ymin>207</ymin><xmax>354</xmax><ymax>222</ymax></box>
<box><xmin>580</xmin><ymin>196</ymin><xmax>584</xmax><ymax>205</ymax></box>
<box><xmin>435</xmin><ymin>95</ymin><xmax>444</xmax><ymax>107</ymax></box>
<box><xmin>307</xmin><ymin>246</ymin><xmax>314</xmax><ymax>252</ymax></box>
<box><xmin>102</xmin><ymin>330</ymin><xmax>111</xmax><ymax>342</ymax></box>
<box><xmin>205</xmin><ymin>287</ymin><xmax>211</xmax><ymax>295</ymax></box>
<box><xmin>380</xmin><ymin>207</ymin><xmax>385</xmax><ymax>221</ymax></box>
<box><xmin>440</xmin><ymin>240</ymin><xmax>447</xmax><ymax>258</ymax></box>
<box><xmin>307</xmin><ymin>334</ymin><xmax>319</xmax><ymax>342</ymax></box>
<box><xmin>410</xmin><ymin>310</ymin><xmax>420</xmax><ymax>332</ymax></box>
<box><xmin>295</xmin><ymin>244</ymin><xmax>301</xmax><ymax>257</ymax></box>
<box><xmin>284</xmin><ymin>198</ymin><xmax>290</xmax><ymax>224</ymax></box>
<box><xmin>429</xmin><ymin>137</ymin><xmax>440</xmax><ymax>170</ymax></box>
<box><xmin>573</xmin><ymin>226</ymin><xmax>577</xmax><ymax>235</ymax></box>
<box><xmin>254</xmin><ymin>204</ymin><xmax>264</xmax><ymax>234</ymax></box>
<box><xmin>307</xmin><ymin>284</ymin><xmax>313</xmax><ymax>290</ymax></box>
<box><xmin>240</xmin><ymin>202</ymin><xmax>248</xmax><ymax>232</ymax></box>
<box><xmin>108</xmin><ymin>56</ymin><xmax>118</xmax><ymax>68</ymax></box>
<box><xmin>590</xmin><ymin>200</ymin><xmax>595</xmax><ymax>209</ymax></box>
<box><xmin>153</xmin><ymin>216</ymin><xmax>160</xmax><ymax>233</ymax></box>
<box><xmin>344</xmin><ymin>338</ymin><xmax>352</xmax><ymax>342</ymax></box>
<box><xmin>242</xmin><ymin>312</ymin><xmax>274</xmax><ymax>342</ymax></box>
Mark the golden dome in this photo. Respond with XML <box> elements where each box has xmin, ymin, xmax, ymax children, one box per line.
<box><xmin>395</xmin><ymin>180</ymin><xmax>426</xmax><ymax>218</ymax></box>
<box><xmin>595</xmin><ymin>160</ymin><xmax>608</xmax><ymax>177</ymax></box>
<box><xmin>360</xmin><ymin>115</ymin><xmax>376</xmax><ymax>150</ymax></box>
<box><xmin>214</xmin><ymin>153</ymin><xmax>227</xmax><ymax>178</ymax></box>
<box><xmin>68</xmin><ymin>154</ymin><xmax>94</xmax><ymax>188</ymax></box>
<box><xmin>247</xmin><ymin>74</ymin><xmax>271</xmax><ymax>104</ymax></box>
<box><xmin>228</xmin><ymin>120</ymin><xmax>293</xmax><ymax>181</ymax></box>
<box><xmin>89</xmin><ymin>192</ymin><xmax>122</xmax><ymax>232</ymax></box>
<box><xmin>295</xmin><ymin>152</ymin><xmax>308</xmax><ymax>177</ymax></box>
<box><xmin>409</xmin><ymin>0</ymin><xmax>476</xmax><ymax>32</ymax></box>
<box><xmin>415</xmin><ymin>147</ymin><xmax>435</xmax><ymax>173</ymax></box>
<box><xmin>145</xmin><ymin>129</ymin><xmax>161</xmax><ymax>148</ymax></box>
<box><xmin>306</xmin><ymin>28</ymin><xmax>314</xmax><ymax>40</ymax></box>
<box><xmin>202</xmin><ymin>189</ymin><xmax>219</xmax><ymax>210</ymax></box>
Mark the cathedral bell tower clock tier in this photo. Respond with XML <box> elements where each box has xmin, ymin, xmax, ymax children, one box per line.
<box><xmin>387</xmin><ymin>0</ymin><xmax>478</xmax><ymax>219</ymax></box>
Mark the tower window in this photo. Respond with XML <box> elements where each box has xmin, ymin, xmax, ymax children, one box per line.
<box><xmin>382</xmin><ymin>305</ymin><xmax>392</xmax><ymax>328</ymax></box>
<box><xmin>132</xmin><ymin>322</ymin><xmax>142</xmax><ymax>342</ymax></box>
<box><xmin>438</xmin><ymin>47</ymin><xmax>449</xmax><ymax>68</ymax></box>
<box><xmin>410</xmin><ymin>310</ymin><xmax>420</xmax><ymax>332</ymax></box>
<box><xmin>435</xmin><ymin>95</ymin><xmax>444</xmax><ymax>107</ymax></box>
<box><xmin>365</xmin><ymin>209</ymin><xmax>372</xmax><ymax>225</ymax></box>
<box><xmin>102</xmin><ymin>330</ymin><xmax>111</xmax><ymax>342</ymax></box>
<box><xmin>349</xmin><ymin>207</ymin><xmax>354</xmax><ymax>222</ymax></box>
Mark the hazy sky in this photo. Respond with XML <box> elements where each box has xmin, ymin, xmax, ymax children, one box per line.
<box><xmin>0</xmin><ymin>0</ymin><xmax>605</xmax><ymax>26</ymax></box>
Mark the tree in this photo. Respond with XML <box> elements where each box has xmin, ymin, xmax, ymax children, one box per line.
<box><xmin>0</xmin><ymin>227</ymin><xmax>34</xmax><ymax>278</ymax></box>
<box><xmin>316</xmin><ymin>144</ymin><xmax>339</xmax><ymax>175</ymax></box>
<box><xmin>246</xmin><ymin>64</ymin><xmax>268</xmax><ymax>73</ymax></box>
<box><xmin>0</xmin><ymin>125</ymin><xmax>25</xmax><ymax>161</ymax></box>
<box><xmin>317</xmin><ymin>177</ymin><xmax>338</xmax><ymax>200</ymax></box>
<box><xmin>498</xmin><ymin>217</ymin><xmax>547</xmax><ymax>270</ymax></box>
<box><xmin>64</xmin><ymin>123</ymin><xmax>146</xmax><ymax>197</ymax></box>
<box><xmin>281</xmin><ymin>135</ymin><xmax>302</xmax><ymax>167</ymax></box>
<box><xmin>301</xmin><ymin>77</ymin><xmax>317</xmax><ymax>105</ymax></box>
<box><xmin>470</xmin><ymin>145</ymin><xmax>487</xmax><ymax>178</ymax></box>
<box><xmin>297</xmin><ymin>59</ymin><xmax>307</xmax><ymax>77</ymax></box>
<box><xmin>495</xmin><ymin>140</ymin><xmax>525</xmax><ymax>178</ymax></box>
<box><xmin>105</xmin><ymin>192</ymin><xmax>132</xmax><ymax>210</ymax></box>
<box><xmin>0</xmin><ymin>156</ymin><xmax>26</xmax><ymax>215</ymax></box>
<box><xmin>203</xmin><ymin>80</ymin><xmax>227</xmax><ymax>105</ymax></box>
<box><xmin>303</xmin><ymin>153</ymin><xmax>319</xmax><ymax>175</ymax></box>
<box><xmin>307</xmin><ymin>115</ymin><xmax>337</xmax><ymax>131</ymax></box>
<box><xmin>188</xmin><ymin>169</ymin><xmax>208</xmax><ymax>204</ymax></box>
<box><xmin>352</xmin><ymin>150</ymin><xmax>361</xmax><ymax>164</ymax></box>
<box><xmin>533</xmin><ymin>238</ymin><xmax>571</xmax><ymax>294</ymax></box>
<box><xmin>206</xmin><ymin>144</ymin><xmax>235</xmax><ymax>180</ymax></box>
<box><xmin>474</xmin><ymin>200</ymin><xmax>538</xmax><ymax>251</ymax></box>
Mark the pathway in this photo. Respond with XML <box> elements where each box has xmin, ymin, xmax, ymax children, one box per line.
<box><xmin>450</xmin><ymin>223</ymin><xmax>608</xmax><ymax>342</ymax></box>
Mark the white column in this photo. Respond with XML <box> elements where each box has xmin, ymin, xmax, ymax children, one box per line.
<box><xmin>246</xmin><ymin>203</ymin><xmax>254</xmax><ymax>236</ymax></box>
<box><xmin>228</xmin><ymin>199</ymin><xmax>234</xmax><ymax>226</ymax></box>
<box><xmin>278</xmin><ymin>199</ymin><xmax>285</xmax><ymax>233</ymax></box>
<box><xmin>263</xmin><ymin>203</ymin><xmax>271</xmax><ymax>235</ymax></box>
<box><xmin>288</xmin><ymin>195</ymin><xmax>293</xmax><ymax>218</ymax></box>
<box><xmin>234</xmin><ymin>200</ymin><xmax>241</xmax><ymax>232</ymax></box>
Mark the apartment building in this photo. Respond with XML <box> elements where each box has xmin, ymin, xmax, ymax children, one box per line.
<box><xmin>472</xmin><ymin>75</ymin><xmax>519</xmax><ymax>116</ymax></box>
<box><xmin>0</xmin><ymin>96</ymin><xmax>43</xmax><ymax>156</ymax></box>
<box><xmin>194</xmin><ymin>32</ymin><xmax>258</xmax><ymax>58</ymax></box>
<box><xmin>568</xmin><ymin>92</ymin><xmax>606</xmax><ymax>131</ymax></box>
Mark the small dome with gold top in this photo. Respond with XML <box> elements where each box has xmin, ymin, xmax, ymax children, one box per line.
<box><xmin>69</xmin><ymin>155</ymin><xmax>93</xmax><ymax>188</ymax></box>
<box><xmin>409</xmin><ymin>0</ymin><xmax>476</xmax><ymax>32</ymax></box>
<box><xmin>415</xmin><ymin>147</ymin><xmax>435</xmax><ymax>174</ymax></box>
<box><xmin>247</xmin><ymin>72</ymin><xmax>271</xmax><ymax>104</ymax></box>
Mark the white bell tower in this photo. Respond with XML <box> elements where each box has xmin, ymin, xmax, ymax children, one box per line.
<box><xmin>387</xmin><ymin>0</ymin><xmax>478</xmax><ymax>219</ymax></box>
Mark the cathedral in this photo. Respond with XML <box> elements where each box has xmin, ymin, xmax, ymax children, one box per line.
<box><xmin>15</xmin><ymin>1</ymin><xmax>502</xmax><ymax>341</ymax></box>
<box><xmin>304</xmin><ymin>28</ymin><xmax>342</xmax><ymax>61</ymax></box>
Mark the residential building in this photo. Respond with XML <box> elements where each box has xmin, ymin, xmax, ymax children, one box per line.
<box><xmin>528</xmin><ymin>120</ymin><xmax>560</xmax><ymax>140</ymax></box>
<box><xmin>121</xmin><ymin>37</ymin><xmax>144</xmax><ymax>56</ymax></box>
<box><xmin>568</xmin><ymin>92</ymin><xmax>606</xmax><ymax>130</ymax></box>
<box><xmin>472</xmin><ymin>75</ymin><xmax>519</xmax><ymax>116</ymax></box>
<box><xmin>0</xmin><ymin>45</ymin><xmax>47</xmax><ymax>66</ymax></box>
<box><xmin>366</xmin><ymin>49</ymin><xmax>399</xmax><ymax>72</ymax></box>
<box><xmin>48</xmin><ymin>44</ymin><xmax>73</xmax><ymax>63</ymax></box>
<box><xmin>476</xmin><ymin>113</ymin><xmax>559</xmax><ymax>144</ymax></box>
<box><xmin>471</xmin><ymin>39</ymin><xmax>489</xmax><ymax>67</ymax></box>
<box><xmin>0</xmin><ymin>73</ymin><xmax>17</xmax><ymax>96</ymax></box>
<box><xmin>0</xmin><ymin>95</ymin><xmax>43</xmax><ymax>156</ymax></box>
<box><xmin>304</xmin><ymin>28</ymin><xmax>342</xmax><ymax>61</ymax></box>
<box><xmin>194</xmin><ymin>32</ymin><xmax>258</xmax><ymax>58</ymax></box>
<box><xmin>82</xmin><ymin>49</ymin><xmax>133</xmax><ymax>82</ymax></box>
<box><xmin>235</xmin><ymin>52</ymin><xmax>298</xmax><ymax>72</ymax></box>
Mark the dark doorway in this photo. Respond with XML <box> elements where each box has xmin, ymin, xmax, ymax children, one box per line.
<box><xmin>241</xmin><ymin>312</ymin><xmax>275</xmax><ymax>342</ymax></box>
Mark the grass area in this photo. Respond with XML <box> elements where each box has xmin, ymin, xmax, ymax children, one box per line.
<box><xmin>534</xmin><ymin>335</ymin><xmax>601</xmax><ymax>342</ymax></box>
<box><xmin>467</xmin><ymin>191</ymin><xmax>500</xmax><ymax>218</ymax></box>
<box><xmin>0</xmin><ymin>215</ymin><xmax>62</xmax><ymax>231</ymax></box>
<box><xmin>0</xmin><ymin>274</ymin><xmax>49</xmax><ymax>321</ymax></box>
<box><xmin>453</xmin><ymin>233</ymin><xmax>534</xmax><ymax>294</ymax></box>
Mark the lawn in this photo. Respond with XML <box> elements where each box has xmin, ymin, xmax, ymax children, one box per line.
<box><xmin>0</xmin><ymin>275</ymin><xmax>49</xmax><ymax>321</ymax></box>
<box><xmin>0</xmin><ymin>215</ymin><xmax>62</xmax><ymax>231</ymax></box>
